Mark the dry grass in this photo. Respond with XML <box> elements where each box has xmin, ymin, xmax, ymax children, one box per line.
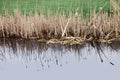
<box><xmin>0</xmin><ymin>8</ymin><xmax>120</xmax><ymax>45</ymax></box>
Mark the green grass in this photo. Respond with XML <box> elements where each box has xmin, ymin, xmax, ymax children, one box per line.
<box><xmin>0</xmin><ymin>0</ymin><xmax>111</xmax><ymax>15</ymax></box>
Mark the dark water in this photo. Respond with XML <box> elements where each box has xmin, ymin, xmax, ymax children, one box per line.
<box><xmin>0</xmin><ymin>39</ymin><xmax>120</xmax><ymax>80</ymax></box>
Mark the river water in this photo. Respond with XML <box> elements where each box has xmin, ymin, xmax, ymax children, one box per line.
<box><xmin>0</xmin><ymin>39</ymin><xmax>120</xmax><ymax>80</ymax></box>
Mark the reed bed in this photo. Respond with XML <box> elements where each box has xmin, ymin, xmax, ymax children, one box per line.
<box><xmin>0</xmin><ymin>9</ymin><xmax>120</xmax><ymax>45</ymax></box>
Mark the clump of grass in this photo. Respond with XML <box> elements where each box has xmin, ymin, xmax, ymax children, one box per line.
<box><xmin>0</xmin><ymin>0</ymin><xmax>111</xmax><ymax>15</ymax></box>
<box><xmin>0</xmin><ymin>8</ymin><xmax>120</xmax><ymax>45</ymax></box>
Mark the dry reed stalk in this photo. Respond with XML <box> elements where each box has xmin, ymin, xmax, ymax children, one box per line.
<box><xmin>0</xmin><ymin>9</ymin><xmax>120</xmax><ymax>44</ymax></box>
<box><xmin>110</xmin><ymin>0</ymin><xmax>119</xmax><ymax>11</ymax></box>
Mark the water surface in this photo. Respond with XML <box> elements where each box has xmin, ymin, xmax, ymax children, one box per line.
<box><xmin>0</xmin><ymin>39</ymin><xmax>120</xmax><ymax>80</ymax></box>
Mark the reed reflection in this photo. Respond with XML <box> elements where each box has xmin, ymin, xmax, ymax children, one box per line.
<box><xmin>0</xmin><ymin>38</ymin><xmax>120</xmax><ymax>67</ymax></box>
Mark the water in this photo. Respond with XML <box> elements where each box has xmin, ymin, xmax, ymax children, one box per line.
<box><xmin>0</xmin><ymin>38</ymin><xmax>120</xmax><ymax>80</ymax></box>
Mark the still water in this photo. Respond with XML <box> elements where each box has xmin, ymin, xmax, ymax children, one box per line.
<box><xmin>0</xmin><ymin>39</ymin><xmax>120</xmax><ymax>80</ymax></box>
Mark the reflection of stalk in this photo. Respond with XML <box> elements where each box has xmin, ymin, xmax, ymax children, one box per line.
<box><xmin>96</xmin><ymin>41</ymin><xmax>114</xmax><ymax>65</ymax></box>
<box><xmin>102</xmin><ymin>52</ymin><xmax>114</xmax><ymax>65</ymax></box>
<box><xmin>0</xmin><ymin>49</ymin><xmax>6</xmax><ymax>61</ymax></box>
<box><xmin>91</xmin><ymin>41</ymin><xmax>103</xmax><ymax>63</ymax></box>
<box><xmin>91</xmin><ymin>41</ymin><xmax>114</xmax><ymax>65</ymax></box>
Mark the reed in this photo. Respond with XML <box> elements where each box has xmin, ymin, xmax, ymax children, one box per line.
<box><xmin>0</xmin><ymin>0</ymin><xmax>120</xmax><ymax>45</ymax></box>
<box><xmin>0</xmin><ymin>9</ymin><xmax>120</xmax><ymax>45</ymax></box>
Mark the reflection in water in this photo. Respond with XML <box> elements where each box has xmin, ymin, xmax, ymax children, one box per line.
<box><xmin>0</xmin><ymin>38</ymin><xmax>120</xmax><ymax>68</ymax></box>
<box><xmin>0</xmin><ymin>38</ymin><xmax>86</xmax><ymax>68</ymax></box>
<box><xmin>0</xmin><ymin>39</ymin><xmax>120</xmax><ymax>80</ymax></box>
